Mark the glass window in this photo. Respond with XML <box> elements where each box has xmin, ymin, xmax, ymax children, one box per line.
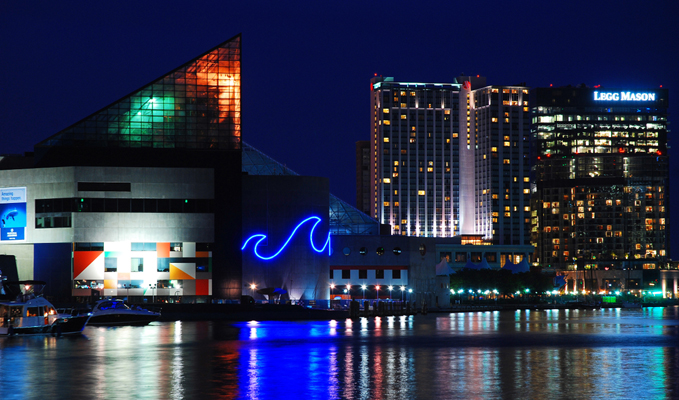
<box><xmin>342</xmin><ymin>270</ymin><xmax>350</xmax><ymax>279</ymax></box>
<box><xmin>105</xmin><ymin>258</ymin><xmax>117</xmax><ymax>272</ymax></box>
<box><xmin>131</xmin><ymin>258</ymin><xmax>144</xmax><ymax>272</ymax></box>
<box><xmin>392</xmin><ymin>270</ymin><xmax>401</xmax><ymax>279</ymax></box>
<box><xmin>376</xmin><ymin>270</ymin><xmax>384</xmax><ymax>279</ymax></box>
<box><xmin>359</xmin><ymin>270</ymin><xmax>367</xmax><ymax>279</ymax></box>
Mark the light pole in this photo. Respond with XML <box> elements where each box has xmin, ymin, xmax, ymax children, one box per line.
<box><xmin>375</xmin><ymin>285</ymin><xmax>380</xmax><ymax>300</ymax></box>
<box><xmin>361</xmin><ymin>284</ymin><xmax>366</xmax><ymax>299</ymax></box>
<box><xmin>388</xmin><ymin>285</ymin><xmax>393</xmax><ymax>300</ymax></box>
<box><xmin>250</xmin><ymin>283</ymin><xmax>256</xmax><ymax>300</ymax></box>
<box><xmin>149</xmin><ymin>283</ymin><xmax>156</xmax><ymax>303</ymax></box>
<box><xmin>400</xmin><ymin>286</ymin><xmax>405</xmax><ymax>301</ymax></box>
<box><xmin>330</xmin><ymin>284</ymin><xmax>335</xmax><ymax>307</ymax></box>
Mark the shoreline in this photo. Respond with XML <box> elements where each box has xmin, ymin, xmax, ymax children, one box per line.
<box><xmin>153</xmin><ymin>301</ymin><xmax>679</xmax><ymax>322</ymax></box>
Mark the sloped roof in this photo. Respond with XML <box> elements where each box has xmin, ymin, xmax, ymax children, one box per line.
<box><xmin>242</xmin><ymin>142</ymin><xmax>378</xmax><ymax>235</ymax></box>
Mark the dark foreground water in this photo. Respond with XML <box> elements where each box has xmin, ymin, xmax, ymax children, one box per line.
<box><xmin>1</xmin><ymin>307</ymin><xmax>678</xmax><ymax>400</ymax></box>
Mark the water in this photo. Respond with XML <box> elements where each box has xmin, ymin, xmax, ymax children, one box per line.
<box><xmin>1</xmin><ymin>307</ymin><xmax>678</xmax><ymax>399</ymax></box>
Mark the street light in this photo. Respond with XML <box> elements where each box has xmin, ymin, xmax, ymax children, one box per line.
<box><xmin>388</xmin><ymin>285</ymin><xmax>393</xmax><ymax>300</ymax></box>
<box><xmin>400</xmin><ymin>285</ymin><xmax>406</xmax><ymax>301</ymax></box>
<box><xmin>149</xmin><ymin>283</ymin><xmax>157</xmax><ymax>303</ymax></box>
<box><xmin>375</xmin><ymin>285</ymin><xmax>380</xmax><ymax>300</ymax></box>
<box><xmin>361</xmin><ymin>284</ymin><xmax>367</xmax><ymax>299</ymax></box>
<box><xmin>250</xmin><ymin>283</ymin><xmax>256</xmax><ymax>299</ymax></box>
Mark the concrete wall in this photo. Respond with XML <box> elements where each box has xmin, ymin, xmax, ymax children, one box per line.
<box><xmin>242</xmin><ymin>175</ymin><xmax>329</xmax><ymax>302</ymax></box>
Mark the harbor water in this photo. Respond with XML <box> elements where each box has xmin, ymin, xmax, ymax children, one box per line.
<box><xmin>1</xmin><ymin>307</ymin><xmax>678</xmax><ymax>399</ymax></box>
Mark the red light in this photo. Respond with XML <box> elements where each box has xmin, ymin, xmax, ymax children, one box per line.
<box><xmin>660</xmin><ymin>85</ymin><xmax>663</xmax><ymax>88</ymax></box>
<box><xmin>549</xmin><ymin>84</ymin><xmax>553</xmax><ymax>87</ymax></box>
<box><xmin>374</xmin><ymin>73</ymin><xmax>377</xmax><ymax>76</ymax></box>
<box><xmin>476</xmin><ymin>74</ymin><xmax>480</xmax><ymax>77</ymax></box>
<box><xmin>618</xmin><ymin>147</ymin><xmax>625</xmax><ymax>153</ymax></box>
<box><xmin>546</xmin><ymin>153</ymin><xmax>551</xmax><ymax>157</ymax></box>
<box><xmin>657</xmin><ymin>150</ymin><xmax>662</xmax><ymax>155</ymax></box>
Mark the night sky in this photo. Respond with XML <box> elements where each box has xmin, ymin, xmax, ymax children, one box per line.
<box><xmin>1</xmin><ymin>1</ymin><xmax>678</xmax><ymax>247</ymax></box>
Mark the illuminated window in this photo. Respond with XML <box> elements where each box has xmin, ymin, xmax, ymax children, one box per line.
<box><xmin>418</xmin><ymin>190</ymin><xmax>425</xmax><ymax>196</ymax></box>
<box><xmin>401</xmin><ymin>115</ymin><xmax>406</xmax><ymax>120</ymax></box>
<box><xmin>492</xmin><ymin>117</ymin><xmax>498</xmax><ymax>123</ymax></box>
<box><xmin>384</xmin><ymin>137</ymin><xmax>390</xmax><ymax>143</ymax></box>
<box><xmin>524</xmin><ymin>177</ymin><xmax>530</xmax><ymax>182</ymax></box>
<box><xmin>491</xmin><ymin>147</ymin><xmax>498</xmax><ymax>152</ymax></box>
<box><xmin>384</xmin><ymin>120</ymin><xmax>391</xmax><ymax>125</ymax></box>
<box><xmin>383</xmin><ymin>178</ymin><xmax>391</xmax><ymax>184</ymax></box>
<box><xmin>523</xmin><ymin>189</ymin><xmax>530</xmax><ymax>194</ymax></box>
<box><xmin>383</xmin><ymin>108</ymin><xmax>389</xmax><ymax>113</ymax></box>
<box><xmin>384</xmin><ymin>202</ymin><xmax>390</xmax><ymax>206</ymax></box>
<box><xmin>503</xmin><ymin>159</ymin><xmax>510</xmax><ymax>164</ymax></box>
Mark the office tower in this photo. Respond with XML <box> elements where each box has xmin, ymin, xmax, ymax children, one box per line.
<box><xmin>532</xmin><ymin>86</ymin><xmax>669</xmax><ymax>270</ymax></box>
<box><xmin>356</xmin><ymin>140</ymin><xmax>371</xmax><ymax>215</ymax></box>
<box><xmin>369</xmin><ymin>76</ymin><xmax>531</xmax><ymax>244</ymax></box>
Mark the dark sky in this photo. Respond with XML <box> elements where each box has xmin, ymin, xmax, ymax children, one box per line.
<box><xmin>1</xmin><ymin>1</ymin><xmax>678</xmax><ymax>246</ymax></box>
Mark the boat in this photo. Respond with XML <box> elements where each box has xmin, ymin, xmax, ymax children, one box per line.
<box><xmin>1</xmin><ymin>280</ymin><xmax>90</xmax><ymax>336</ymax></box>
<box><xmin>87</xmin><ymin>299</ymin><xmax>161</xmax><ymax>326</ymax></box>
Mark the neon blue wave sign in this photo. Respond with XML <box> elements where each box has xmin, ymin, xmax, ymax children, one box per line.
<box><xmin>241</xmin><ymin>216</ymin><xmax>331</xmax><ymax>260</ymax></box>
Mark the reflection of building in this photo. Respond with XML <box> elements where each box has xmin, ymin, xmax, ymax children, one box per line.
<box><xmin>532</xmin><ymin>86</ymin><xmax>670</xmax><ymax>270</ymax></box>
<box><xmin>369</xmin><ymin>76</ymin><xmax>531</xmax><ymax>245</ymax></box>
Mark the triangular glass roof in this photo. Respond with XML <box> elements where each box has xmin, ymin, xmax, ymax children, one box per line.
<box><xmin>37</xmin><ymin>34</ymin><xmax>241</xmax><ymax>151</ymax></box>
<box><xmin>243</xmin><ymin>142</ymin><xmax>379</xmax><ymax>235</ymax></box>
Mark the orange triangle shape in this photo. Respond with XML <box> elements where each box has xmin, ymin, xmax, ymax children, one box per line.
<box><xmin>74</xmin><ymin>251</ymin><xmax>102</xmax><ymax>278</ymax></box>
<box><xmin>170</xmin><ymin>264</ymin><xmax>195</xmax><ymax>280</ymax></box>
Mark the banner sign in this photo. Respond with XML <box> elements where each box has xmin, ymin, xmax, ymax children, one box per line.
<box><xmin>1</xmin><ymin>187</ymin><xmax>27</xmax><ymax>242</ymax></box>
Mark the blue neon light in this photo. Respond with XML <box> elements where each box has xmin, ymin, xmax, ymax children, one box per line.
<box><xmin>241</xmin><ymin>216</ymin><xmax>331</xmax><ymax>260</ymax></box>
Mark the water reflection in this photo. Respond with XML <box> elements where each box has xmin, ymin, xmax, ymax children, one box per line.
<box><xmin>0</xmin><ymin>308</ymin><xmax>678</xmax><ymax>399</ymax></box>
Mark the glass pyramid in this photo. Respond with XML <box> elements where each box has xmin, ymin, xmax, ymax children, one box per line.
<box><xmin>242</xmin><ymin>141</ymin><xmax>379</xmax><ymax>235</ymax></box>
<box><xmin>37</xmin><ymin>34</ymin><xmax>241</xmax><ymax>151</ymax></box>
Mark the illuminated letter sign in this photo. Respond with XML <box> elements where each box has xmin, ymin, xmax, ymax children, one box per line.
<box><xmin>241</xmin><ymin>216</ymin><xmax>331</xmax><ymax>260</ymax></box>
<box><xmin>594</xmin><ymin>91</ymin><xmax>656</xmax><ymax>102</ymax></box>
<box><xmin>1</xmin><ymin>187</ymin><xmax>27</xmax><ymax>242</ymax></box>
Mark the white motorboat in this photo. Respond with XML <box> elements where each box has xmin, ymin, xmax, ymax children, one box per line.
<box><xmin>87</xmin><ymin>299</ymin><xmax>161</xmax><ymax>326</ymax></box>
<box><xmin>0</xmin><ymin>280</ymin><xmax>90</xmax><ymax>336</ymax></box>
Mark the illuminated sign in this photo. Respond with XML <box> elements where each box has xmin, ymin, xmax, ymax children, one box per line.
<box><xmin>241</xmin><ymin>216</ymin><xmax>331</xmax><ymax>260</ymax></box>
<box><xmin>1</xmin><ymin>187</ymin><xmax>27</xmax><ymax>242</ymax></box>
<box><xmin>593</xmin><ymin>91</ymin><xmax>656</xmax><ymax>101</ymax></box>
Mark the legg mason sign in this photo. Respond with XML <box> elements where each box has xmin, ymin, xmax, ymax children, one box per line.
<box><xmin>594</xmin><ymin>91</ymin><xmax>656</xmax><ymax>101</ymax></box>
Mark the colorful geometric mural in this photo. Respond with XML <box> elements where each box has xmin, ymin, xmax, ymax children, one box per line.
<box><xmin>72</xmin><ymin>241</ymin><xmax>212</xmax><ymax>298</ymax></box>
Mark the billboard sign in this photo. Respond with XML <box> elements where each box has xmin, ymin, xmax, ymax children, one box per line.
<box><xmin>1</xmin><ymin>187</ymin><xmax>27</xmax><ymax>242</ymax></box>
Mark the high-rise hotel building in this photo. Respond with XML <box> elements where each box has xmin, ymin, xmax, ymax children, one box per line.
<box><xmin>369</xmin><ymin>76</ymin><xmax>531</xmax><ymax>245</ymax></box>
<box><xmin>532</xmin><ymin>86</ymin><xmax>669</xmax><ymax>270</ymax></box>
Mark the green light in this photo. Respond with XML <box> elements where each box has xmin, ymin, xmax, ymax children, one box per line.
<box><xmin>80</xmin><ymin>198</ymin><xmax>84</xmax><ymax>202</ymax></box>
<box><xmin>184</xmin><ymin>199</ymin><xmax>188</xmax><ymax>203</ymax></box>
